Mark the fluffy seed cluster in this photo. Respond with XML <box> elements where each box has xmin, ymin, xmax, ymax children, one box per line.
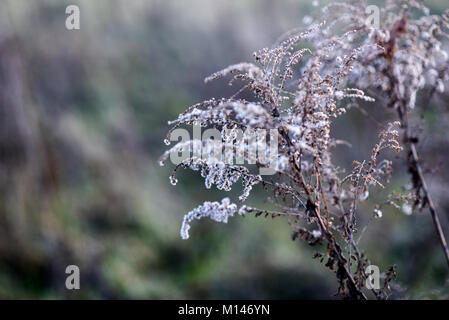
<box><xmin>180</xmin><ymin>198</ymin><xmax>240</xmax><ymax>240</ymax></box>
<box><xmin>161</xmin><ymin>0</ymin><xmax>448</xmax><ymax>299</ymax></box>
<box><xmin>315</xmin><ymin>0</ymin><xmax>449</xmax><ymax>110</ymax></box>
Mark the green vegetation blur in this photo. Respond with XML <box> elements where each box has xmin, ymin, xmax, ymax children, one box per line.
<box><xmin>0</xmin><ymin>0</ymin><xmax>448</xmax><ymax>299</ymax></box>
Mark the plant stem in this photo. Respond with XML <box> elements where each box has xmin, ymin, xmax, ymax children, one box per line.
<box><xmin>395</xmin><ymin>100</ymin><xmax>449</xmax><ymax>269</ymax></box>
<box><xmin>408</xmin><ymin>141</ymin><xmax>449</xmax><ymax>268</ymax></box>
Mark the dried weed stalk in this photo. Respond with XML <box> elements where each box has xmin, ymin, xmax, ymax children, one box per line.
<box><xmin>161</xmin><ymin>0</ymin><xmax>449</xmax><ymax>299</ymax></box>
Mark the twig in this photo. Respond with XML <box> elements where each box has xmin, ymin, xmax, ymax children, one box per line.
<box><xmin>280</xmin><ymin>127</ymin><xmax>367</xmax><ymax>300</ymax></box>
<box><xmin>393</xmin><ymin>85</ymin><xmax>449</xmax><ymax>270</ymax></box>
<box><xmin>408</xmin><ymin>142</ymin><xmax>449</xmax><ymax>268</ymax></box>
<box><xmin>384</xmin><ymin>17</ymin><xmax>449</xmax><ymax>270</ymax></box>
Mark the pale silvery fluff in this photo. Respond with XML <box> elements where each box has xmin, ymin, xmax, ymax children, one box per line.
<box><xmin>180</xmin><ymin>198</ymin><xmax>240</xmax><ymax>240</ymax></box>
<box><xmin>161</xmin><ymin>0</ymin><xmax>449</xmax><ymax>299</ymax></box>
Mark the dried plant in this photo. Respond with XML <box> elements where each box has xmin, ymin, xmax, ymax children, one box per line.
<box><xmin>161</xmin><ymin>0</ymin><xmax>449</xmax><ymax>299</ymax></box>
<box><xmin>313</xmin><ymin>0</ymin><xmax>449</xmax><ymax>267</ymax></box>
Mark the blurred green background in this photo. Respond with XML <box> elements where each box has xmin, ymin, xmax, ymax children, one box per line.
<box><xmin>0</xmin><ymin>0</ymin><xmax>448</xmax><ymax>299</ymax></box>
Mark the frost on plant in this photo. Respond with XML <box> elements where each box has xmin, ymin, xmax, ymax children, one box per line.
<box><xmin>180</xmin><ymin>198</ymin><xmax>240</xmax><ymax>240</ymax></box>
<box><xmin>161</xmin><ymin>0</ymin><xmax>449</xmax><ymax>299</ymax></box>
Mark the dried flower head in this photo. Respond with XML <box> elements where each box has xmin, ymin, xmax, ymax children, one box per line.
<box><xmin>161</xmin><ymin>0</ymin><xmax>449</xmax><ymax>299</ymax></box>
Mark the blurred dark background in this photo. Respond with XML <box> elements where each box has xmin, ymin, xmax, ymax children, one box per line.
<box><xmin>0</xmin><ymin>0</ymin><xmax>448</xmax><ymax>299</ymax></box>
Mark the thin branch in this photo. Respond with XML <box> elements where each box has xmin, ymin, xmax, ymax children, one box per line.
<box><xmin>408</xmin><ymin>142</ymin><xmax>449</xmax><ymax>268</ymax></box>
<box><xmin>384</xmin><ymin>16</ymin><xmax>449</xmax><ymax>270</ymax></box>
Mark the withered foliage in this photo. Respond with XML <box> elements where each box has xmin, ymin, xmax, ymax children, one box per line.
<box><xmin>162</xmin><ymin>0</ymin><xmax>449</xmax><ymax>299</ymax></box>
